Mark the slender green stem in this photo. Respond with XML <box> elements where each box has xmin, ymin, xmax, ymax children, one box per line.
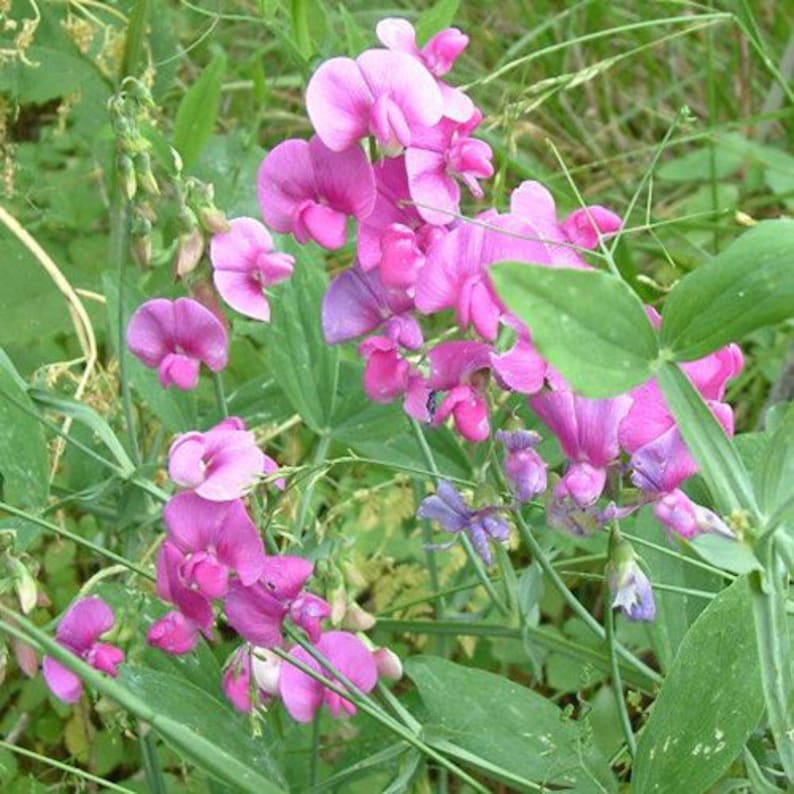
<box><xmin>213</xmin><ymin>371</ymin><xmax>229</xmax><ymax>419</ymax></box>
<box><xmin>621</xmin><ymin>531</ymin><xmax>734</xmax><ymax>579</ymax></box>
<box><xmin>0</xmin><ymin>739</ymin><xmax>135</xmax><ymax>794</ymax></box>
<box><xmin>512</xmin><ymin>508</ymin><xmax>662</xmax><ymax>686</ymax></box>
<box><xmin>0</xmin><ymin>500</ymin><xmax>154</xmax><ymax>581</ymax></box>
<box><xmin>558</xmin><ymin>571</ymin><xmax>718</xmax><ymax>601</ymax></box>
<box><xmin>309</xmin><ymin>718</ymin><xmax>320</xmax><ymax>788</ymax></box>
<box><xmin>138</xmin><ymin>725</ymin><xmax>168</xmax><ymax>794</ymax></box>
<box><xmin>294</xmin><ymin>433</ymin><xmax>332</xmax><ymax>542</ymax></box>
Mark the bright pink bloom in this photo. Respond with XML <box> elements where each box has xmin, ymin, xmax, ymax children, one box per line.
<box><xmin>279</xmin><ymin>631</ymin><xmax>379</xmax><ymax>723</ymax></box>
<box><xmin>156</xmin><ymin>541</ymin><xmax>215</xmax><ymax>631</ymax></box>
<box><xmin>224</xmin><ymin>556</ymin><xmax>330</xmax><ymax>648</ymax></box>
<box><xmin>427</xmin><ymin>341</ymin><xmax>492</xmax><ymax>442</ymax></box>
<box><xmin>258</xmin><ymin>136</ymin><xmax>375</xmax><ymax>249</ymax></box>
<box><xmin>561</xmin><ymin>205</ymin><xmax>623</xmax><ymax>249</ymax></box>
<box><xmin>375</xmin><ymin>18</ymin><xmax>473</xmax><ymax>121</ymax></box>
<box><xmin>127</xmin><ymin>297</ymin><xmax>229</xmax><ymax>390</ymax></box>
<box><xmin>209</xmin><ymin>217</ymin><xmax>294</xmax><ymax>321</ymax></box>
<box><xmin>147</xmin><ymin>610</ymin><xmax>201</xmax><ymax>655</ymax></box>
<box><xmin>168</xmin><ymin>417</ymin><xmax>265</xmax><ymax>501</ymax></box>
<box><xmin>405</xmin><ymin>113</ymin><xmax>493</xmax><ymax>225</ymax></box>
<box><xmin>490</xmin><ymin>315</ymin><xmax>549</xmax><ymax>395</ymax></box>
<box><xmin>306</xmin><ymin>50</ymin><xmax>443</xmax><ymax>153</ymax></box>
<box><xmin>357</xmin><ymin>157</ymin><xmax>448</xmax><ymax>288</ymax></box>
<box><xmin>42</xmin><ymin>597</ymin><xmax>124</xmax><ymax>704</ymax></box>
<box><xmin>163</xmin><ymin>492</ymin><xmax>265</xmax><ymax>599</ymax></box>
<box><xmin>322</xmin><ymin>264</ymin><xmax>413</xmax><ymax>345</ymax></box>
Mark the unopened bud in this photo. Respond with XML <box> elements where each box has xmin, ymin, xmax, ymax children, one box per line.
<box><xmin>373</xmin><ymin>647</ymin><xmax>403</xmax><ymax>680</ymax></box>
<box><xmin>135</xmin><ymin>152</ymin><xmax>159</xmax><ymax>196</ymax></box>
<box><xmin>605</xmin><ymin>534</ymin><xmax>656</xmax><ymax>622</ymax></box>
<box><xmin>132</xmin><ymin>233</ymin><xmax>153</xmax><ymax>268</ymax></box>
<box><xmin>118</xmin><ymin>154</ymin><xmax>137</xmax><ymax>200</ymax></box>
<box><xmin>735</xmin><ymin>210</ymin><xmax>756</xmax><ymax>227</ymax></box>
<box><xmin>199</xmin><ymin>205</ymin><xmax>230</xmax><ymax>234</ymax></box>
<box><xmin>342</xmin><ymin>602</ymin><xmax>376</xmax><ymax>631</ymax></box>
<box><xmin>6</xmin><ymin>554</ymin><xmax>37</xmax><ymax>614</ymax></box>
<box><xmin>175</xmin><ymin>227</ymin><xmax>205</xmax><ymax>278</ymax></box>
<box><xmin>12</xmin><ymin>637</ymin><xmax>37</xmax><ymax>677</ymax></box>
<box><xmin>328</xmin><ymin>586</ymin><xmax>347</xmax><ymax>625</ymax></box>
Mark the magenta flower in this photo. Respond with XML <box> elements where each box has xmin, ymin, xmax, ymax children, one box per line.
<box><xmin>42</xmin><ymin>597</ymin><xmax>124</xmax><ymax>704</ymax></box>
<box><xmin>279</xmin><ymin>631</ymin><xmax>379</xmax><ymax>723</ymax></box>
<box><xmin>357</xmin><ymin>157</ymin><xmax>448</xmax><ymax>288</ymax></box>
<box><xmin>321</xmin><ymin>264</ymin><xmax>413</xmax><ymax>345</ymax></box>
<box><xmin>147</xmin><ymin>610</ymin><xmax>202</xmax><ymax>656</ymax></box>
<box><xmin>168</xmin><ymin>417</ymin><xmax>265</xmax><ymax>502</ymax></box>
<box><xmin>405</xmin><ymin>114</ymin><xmax>494</xmax><ymax>225</ymax></box>
<box><xmin>258</xmin><ymin>136</ymin><xmax>375</xmax><ymax>250</ymax></box>
<box><xmin>156</xmin><ymin>541</ymin><xmax>214</xmax><ymax>632</ymax></box>
<box><xmin>490</xmin><ymin>316</ymin><xmax>548</xmax><ymax>395</ymax></box>
<box><xmin>127</xmin><ymin>297</ymin><xmax>229</xmax><ymax>390</ymax></box>
<box><xmin>427</xmin><ymin>341</ymin><xmax>493</xmax><ymax>442</ymax></box>
<box><xmin>496</xmin><ymin>430</ymin><xmax>548</xmax><ymax>503</ymax></box>
<box><xmin>224</xmin><ymin>556</ymin><xmax>330</xmax><ymax>648</ymax></box>
<box><xmin>375</xmin><ymin>18</ymin><xmax>473</xmax><ymax>122</ymax></box>
<box><xmin>306</xmin><ymin>50</ymin><xmax>443</xmax><ymax>153</ymax></box>
<box><xmin>209</xmin><ymin>217</ymin><xmax>294</xmax><ymax>322</ymax></box>
<box><xmin>418</xmin><ymin>480</ymin><xmax>509</xmax><ymax>565</ymax></box>
<box><xmin>162</xmin><ymin>492</ymin><xmax>266</xmax><ymax>600</ymax></box>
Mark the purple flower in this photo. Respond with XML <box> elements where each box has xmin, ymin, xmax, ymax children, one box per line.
<box><xmin>209</xmin><ymin>217</ymin><xmax>294</xmax><ymax>321</ymax></box>
<box><xmin>306</xmin><ymin>50</ymin><xmax>443</xmax><ymax>153</ymax></box>
<box><xmin>126</xmin><ymin>297</ymin><xmax>229</xmax><ymax>390</ymax></box>
<box><xmin>258</xmin><ymin>136</ymin><xmax>375</xmax><ymax>250</ymax></box>
<box><xmin>496</xmin><ymin>430</ymin><xmax>548</xmax><ymax>503</ymax></box>
<box><xmin>418</xmin><ymin>480</ymin><xmax>509</xmax><ymax>565</ymax></box>
<box><xmin>42</xmin><ymin>597</ymin><xmax>124</xmax><ymax>703</ymax></box>
<box><xmin>279</xmin><ymin>631</ymin><xmax>379</xmax><ymax>723</ymax></box>
<box><xmin>224</xmin><ymin>556</ymin><xmax>330</xmax><ymax>648</ymax></box>
<box><xmin>162</xmin><ymin>492</ymin><xmax>266</xmax><ymax>599</ymax></box>
<box><xmin>606</xmin><ymin>544</ymin><xmax>656</xmax><ymax>622</ymax></box>
<box><xmin>168</xmin><ymin>417</ymin><xmax>266</xmax><ymax>502</ymax></box>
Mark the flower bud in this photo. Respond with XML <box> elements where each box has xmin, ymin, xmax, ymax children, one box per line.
<box><xmin>654</xmin><ymin>489</ymin><xmax>734</xmax><ymax>541</ymax></box>
<box><xmin>496</xmin><ymin>430</ymin><xmax>547</xmax><ymax>503</ymax></box>
<box><xmin>135</xmin><ymin>151</ymin><xmax>159</xmax><ymax>196</ymax></box>
<box><xmin>118</xmin><ymin>154</ymin><xmax>137</xmax><ymax>200</ymax></box>
<box><xmin>605</xmin><ymin>536</ymin><xmax>655</xmax><ymax>622</ymax></box>
<box><xmin>342</xmin><ymin>602</ymin><xmax>376</xmax><ymax>631</ymax></box>
<box><xmin>373</xmin><ymin>647</ymin><xmax>403</xmax><ymax>680</ymax></box>
<box><xmin>175</xmin><ymin>227</ymin><xmax>205</xmax><ymax>278</ymax></box>
<box><xmin>6</xmin><ymin>554</ymin><xmax>37</xmax><ymax>614</ymax></box>
<box><xmin>198</xmin><ymin>206</ymin><xmax>231</xmax><ymax>235</ymax></box>
<box><xmin>12</xmin><ymin>637</ymin><xmax>38</xmax><ymax>677</ymax></box>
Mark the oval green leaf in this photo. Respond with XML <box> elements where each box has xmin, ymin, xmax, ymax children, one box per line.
<box><xmin>633</xmin><ymin>576</ymin><xmax>763</xmax><ymax>794</ymax></box>
<box><xmin>491</xmin><ymin>262</ymin><xmax>659</xmax><ymax>397</ymax></box>
<box><xmin>661</xmin><ymin>220</ymin><xmax>794</xmax><ymax>360</ymax></box>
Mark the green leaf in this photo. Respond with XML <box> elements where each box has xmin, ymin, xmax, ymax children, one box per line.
<box><xmin>657</xmin><ymin>362</ymin><xmax>758</xmax><ymax>518</ymax></box>
<box><xmin>661</xmin><ymin>220</ymin><xmax>794</xmax><ymax>360</ymax></box>
<box><xmin>173</xmin><ymin>54</ymin><xmax>227</xmax><ymax>169</ymax></box>
<box><xmin>688</xmin><ymin>533</ymin><xmax>762</xmax><ymax>575</ymax></box>
<box><xmin>0</xmin><ymin>350</ymin><xmax>49</xmax><ymax>514</ymax></box>
<box><xmin>259</xmin><ymin>241</ymin><xmax>339</xmax><ymax>433</ymax></box>
<box><xmin>415</xmin><ymin>0</ymin><xmax>460</xmax><ymax>45</ymax></box>
<box><xmin>491</xmin><ymin>262</ymin><xmax>659</xmax><ymax>397</ymax></box>
<box><xmin>406</xmin><ymin>655</ymin><xmax>616</xmax><ymax>793</ymax></box>
<box><xmin>633</xmin><ymin>576</ymin><xmax>763</xmax><ymax>794</ymax></box>
<box><xmin>756</xmin><ymin>403</ymin><xmax>794</xmax><ymax>523</ymax></box>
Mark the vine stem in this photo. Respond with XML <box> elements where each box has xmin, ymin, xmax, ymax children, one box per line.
<box><xmin>294</xmin><ymin>433</ymin><xmax>332</xmax><ymax>542</ymax></box>
<box><xmin>213</xmin><ymin>371</ymin><xmax>229</xmax><ymax>419</ymax></box>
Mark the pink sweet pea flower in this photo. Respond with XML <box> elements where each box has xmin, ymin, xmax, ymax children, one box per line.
<box><xmin>42</xmin><ymin>597</ymin><xmax>124</xmax><ymax>704</ymax></box>
<box><xmin>156</xmin><ymin>541</ymin><xmax>215</xmax><ymax>632</ymax></box>
<box><xmin>561</xmin><ymin>205</ymin><xmax>623</xmax><ymax>249</ymax></box>
<box><xmin>127</xmin><ymin>297</ymin><xmax>229</xmax><ymax>390</ymax></box>
<box><xmin>427</xmin><ymin>341</ymin><xmax>492</xmax><ymax>442</ymax></box>
<box><xmin>405</xmin><ymin>113</ymin><xmax>494</xmax><ymax>225</ymax></box>
<box><xmin>306</xmin><ymin>50</ymin><xmax>443</xmax><ymax>153</ymax></box>
<box><xmin>209</xmin><ymin>217</ymin><xmax>294</xmax><ymax>322</ymax></box>
<box><xmin>375</xmin><ymin>18</ymin><xmax>473</xmax><ymax>122</ymax></box>
<box><xmin>163</xmin><ymin>492</ymin><xmax>266</xmax><ymax>600</ymax></box>
<box><xmin>258</xmin><ymin>136</ymin><xmax>375</xmax><ymax>250</ymax></box>
<box><xmin>224</xmin><ymin>556</ymin><xmax>330</xmax><ymax>648</ymax></box>
<box><xmin>321</xmin><ymin>264</ymin><xmax>414</xmax><ymax>345</ymax></box>
<box><xmin>279</xmin><ymin>631</ymin><xmax>379</xmax><ymax>723</ymax></box>
<box><xmin>168</xmin><ymin>417</ymin><xmax>265</xmax><ymax>501</ymax></box>
<box><xmin>357</xmin><ymin>157</ymin><xmax>448</xmax><ymax>288</ymax></box>
<box><xmin>653</xmin><ymin>489</ymin><xmax>734</xmax><ymax>540</ymax></box>
<box><xmin>147</xmin><ymin>610</ymin><xmax>202</xmax><ymax>655</ymax></box>
<box><xmin>490</xmin><ymin>315</ymin><xmax>549</xmax><ymax>395</ymax></box>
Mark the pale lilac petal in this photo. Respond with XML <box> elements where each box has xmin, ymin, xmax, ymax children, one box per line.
<box><xmin>631</xmin><ymin>426</ymin><xmax>698</xmax><ymax>494</ymax></box>
<box><xmin>57</xmin><ymin>596</ymin><xmax>115</xmax><ymax>652</ymax></box>
<box><xmin>306</xmin><ymin>57</ymin><xmax>372</xmax><ymax>151</ymax></box>
<box><xmin>322</xmin><ymin>267</ymin><xmax>387</xmax><ymax>344</ymax></box>
<box><xmin>214</xmin><ymin>271</ymin><xmax>271</xmax><ymax>322</ymax></box>
<box><xmin>418</xmin><ymin>480</ymin><xmax>469</xmax><ymax>533</ymax></box>
<box><xmin>43</xmin><ymin>656</ymin><xmax>83</xmax><ymax>703</ymax></box>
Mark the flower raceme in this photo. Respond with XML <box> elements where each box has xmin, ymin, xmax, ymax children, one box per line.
<box><xmin>42</xmin><ymin>597</ymin><xmax>124</xmax><ymax>703</ymax></box>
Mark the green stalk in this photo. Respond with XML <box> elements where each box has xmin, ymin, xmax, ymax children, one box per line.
<box><xmin>213</xmin><ymin>371</ymin><xmax>229</xmax><ymax>419</ymax></box>
<box><xmin>294</xmin><ymin>433</ymin><xmax>332</xmax><ymax>542</ymax></box>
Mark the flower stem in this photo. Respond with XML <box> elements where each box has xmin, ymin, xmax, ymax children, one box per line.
<box><xmin>213</xmin><ymin>371</ymin><xmax>229</xmax><ymax>419</ymax></box>
<box><xmin>294</xmin><ymin>433</ymin><xmax>332</xmax><ymax>542</ymax></box>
